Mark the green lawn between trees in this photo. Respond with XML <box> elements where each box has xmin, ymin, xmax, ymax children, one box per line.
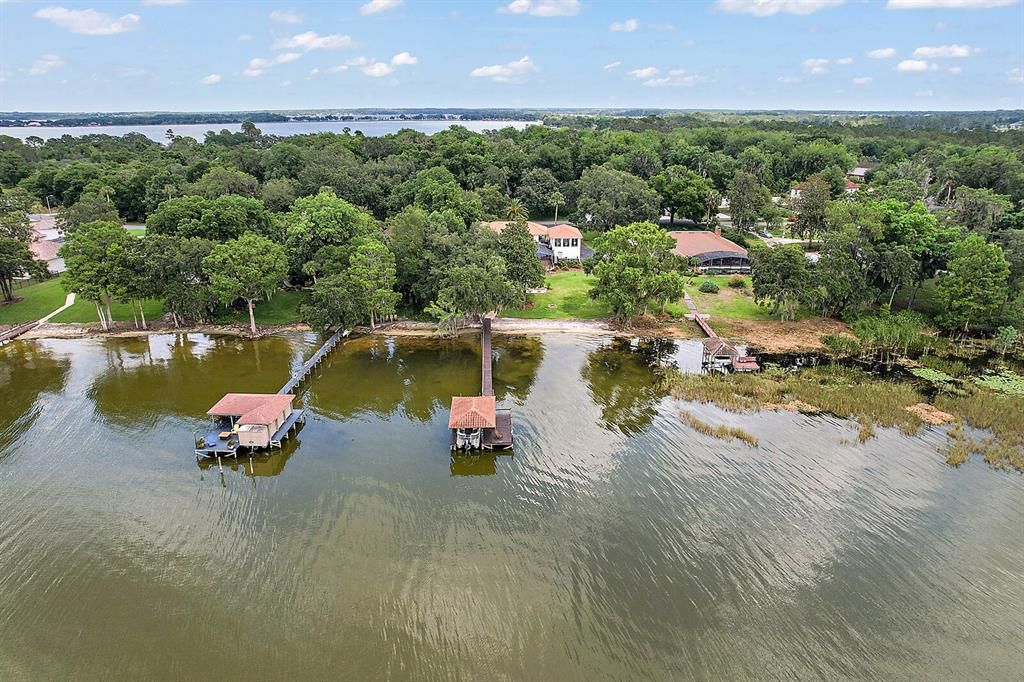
<box><xmin>503</xmin><ymin>271</ymin><xmax>775</xmax><ymax>322</ymax></box>
<box><xmin>0</xmin><ymin>279</ymin><xmax>67</xmax><ymax>324</ymax></box>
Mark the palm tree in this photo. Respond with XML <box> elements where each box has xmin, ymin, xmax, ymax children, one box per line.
<box><xmin>506</xmin><ymin>198</ymin><xmax>527</xmax><ymax>222</ymax></box>
<box><xmin>551</xmin><ymin>190</ymin><xmax>565</xmax><ymax>223</ymax></box>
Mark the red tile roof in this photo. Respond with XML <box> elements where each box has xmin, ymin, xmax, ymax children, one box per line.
<box><xmin>207</xmin><ymin>393</ymin><xmax>294</xmax><ymax>425</ymax></box>
<box><xmin>666</xmin><ymin>231</ymin><xmax>747</xmax><ymax>258</ymax></box>
<box><xmin>484</xmin><ymin>221</ymin><xmax>549</xmax><ymax>237</ymax></box>
<box><xmin>546</xmin><ymin>223</ymin><xmax>582</xmax><ymax>239</ymax></box>
<box><xmin>448</xmin><ymin>395</ymin><xmax>496</xmax><ymax>429</ymax></box>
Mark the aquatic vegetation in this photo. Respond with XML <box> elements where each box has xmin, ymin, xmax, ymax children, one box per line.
<box><xmin>972</xmin><ymin>370</ymin><xmax>1024</xmax><ymax>396</ymax></box>
<box><xmin>679</xmin><ymin>411</ymin><xmax>758</xmax><ymax>447</ymax></box>
<box><xmin>666</xmin><ymin>364</ymin><xmax>1024</xmax><ymax>473</ymax></box>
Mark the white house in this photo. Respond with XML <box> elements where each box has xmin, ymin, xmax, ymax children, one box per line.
<box><xmin>484</xmin><ymin>221</ymin><xmax>586</xmax><ymax>265</ymax></box>
<box><xmin>790</xmin><ymin>179</ymin><xmax>859</xmax><ymax>200</ymax></box>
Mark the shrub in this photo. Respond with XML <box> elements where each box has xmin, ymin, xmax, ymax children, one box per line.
<box><xmin>698</xmin><ymin>280</ymin><xmax>719</xmax><ymax>294</ymax></box>
<box><xmin>728</xmin><ymin>275</ymin><xmax>747</xmax><ymax>289</ymax></box>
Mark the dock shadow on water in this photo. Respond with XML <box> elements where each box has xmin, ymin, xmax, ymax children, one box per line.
<box><xmin>1</xmin><ymin>331</ymin><xmax>1023</xmax><ymax>680</ymax></box>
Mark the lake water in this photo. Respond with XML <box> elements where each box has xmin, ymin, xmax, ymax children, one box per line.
<box><xmin>1</xmin><ymin>332</ymin><xmax>1022</xmax><ymax>680</ymax></box>
<box><xmin>0</xmin><ymin>120</ymin><xmax>534</xmax><ymax>143</ymax></box>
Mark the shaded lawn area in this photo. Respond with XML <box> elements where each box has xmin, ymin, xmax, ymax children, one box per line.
<box><xmin>215</xmin><ymin>289</ymin><xmax>309</xmax><ymax>326</ymax></box>
<box><xmin>504</xmin><ymin>271</ymin><xmax>611</xmax><ymax>319</ymax></box>
<box><xmin>0</xmin><ymin>278</ymin><xmax>68</xmax><ymax>324</ymax></box>
<box><xmin>682</xmin><ymin>275</ymin><xmax>805</xmax><ymax>322</ymax></box>
<box><xmin>51</xmin><ymin>296</ymin><xmax>164</xmax><ymax>324</ymax></box>
<box><xmin>892</xmin><ymin>278</ymin><xmax>940</xmax><ymax>317</ymax></box>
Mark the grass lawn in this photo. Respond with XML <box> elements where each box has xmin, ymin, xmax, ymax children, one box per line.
<box><xmin>504</xmin><ymin>270</ymin><xmax>612</xmax><ymax>319</ymax></box>
<box><xmin>216</xmin><ymin>289</ymin><xmax>309</xmax><ymax>326</ymax></box>
<box><xmin>124</xmin><ymin>227</ymin><xmax>147</xmax><ymax>236</ymax></box>
<box><xmin>682</xmin><ymin>275</ymin><xmax>791</xmax><ymax>322</ymax></box>
<box><xmin>0</xmin><ymin>279</ymin><xmax>68</xmax><ymax>324</ymax></box>
<box><xmin>892</xmin><ymin>278</ymin><xmax>940</xmax><ymax>317</ymax></box>
<box><xmin>51</xmin><ymin>296</ymin><xmax>165</xmax><ymax>324</ymax></box>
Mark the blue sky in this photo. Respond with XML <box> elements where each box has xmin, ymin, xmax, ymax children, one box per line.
<box><xmin>1</xmin><ymin>0</ymin><xmax>1022</xmax><ymax>112</ymax></box>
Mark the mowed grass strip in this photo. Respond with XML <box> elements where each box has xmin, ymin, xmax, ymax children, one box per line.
<box><xmin>0</xmin><ymin>278</ymin><xmax>68</xmax><ymax>324</ymax></box>
<box><xmin>51</xmin><ymin>296</ymin><xmax>164</xmax><ymax>324</ymax></box>
<box><xmin>504</xmin><ymin>271</ymin><xmax>611</xmax><ymax>319</ymax></box>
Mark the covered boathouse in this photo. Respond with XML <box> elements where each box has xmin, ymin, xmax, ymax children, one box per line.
<box><xmin>449</xmin><ymin>317</ymin><xmax>514</xmax><ymax>451</ymax></box>
<box><xmin>196</xmin><ymin>393</ymin><xmax>304</xmax><ymax>458</ymax></box>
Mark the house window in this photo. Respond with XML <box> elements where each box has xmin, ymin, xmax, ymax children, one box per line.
<box><xmin>553</xmin><ymin>238</ymin><xmax>561</xmax><ymax>247</ymax></box>
<box><xmin>571</xmin><ymin>238</ymin><xmax>578</xmax><ymax>247</ymax></box>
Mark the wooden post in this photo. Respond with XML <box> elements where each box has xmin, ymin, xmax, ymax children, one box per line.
<box><xmin>217</xmin><ymin>455</ymin><xmax>223</xmax><ymax>472</ymax></box>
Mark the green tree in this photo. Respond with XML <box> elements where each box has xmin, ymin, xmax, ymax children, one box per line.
<box><xmin>650</xmin><ymin>165</ymin><xmax>715</xmax><ymax>225</ymax></box>
<box><xmin>261</xmin><ymin>177</ymin><xmax>298</xmax><ymax>212</ymax></box>
<box><xmin>515</xmin><ymin>168</ymin><xmax>559</xmax><ymax>218</ymax></box>
<box><xmin>729</xmin><ymin>170</ymin><xmax>770</xmax><ymax>231</ymax></box>
<box><xmin>59</xmin><ymin>220</ymin><xmax>131</xmax><ymax>330</ymax></box>
<box><xmin>498</xmin><ymin>220</ymin><xmax>544</xmax><ymax>299</ymax></box>
<box><xmin>794</xmin><ymin>173</ymin><xmax>831</xmax><ymax>245</ymax></box>
<box><xmin>0</xmin><ymin>237</ymin><xmax>34</xmax><ymax>302</ymax></box>
<box><xmin>346</xmin><ymin>238</ymin><xmax>400</xmax><ymax>329</ymax></box>
<box><xmin>204</xmin><ymin>233</ymin><xmax>288</xmax><ymax>335</ymax></box>
<box><xmin>750</xmin><ymin>244</ymin><xmax>811</xmax><ymax>321</ymax></box>
<box><xmin>57</xmin><ymin>193</ymin><xmax>120</xmax><ymax>234</ymax></box>
<box><xmin>937</xmin><ymin>234</ymin><xmax>1010</xmax><ymax>332</ymax></box>
<box><xmin>285</xmin><ymin>189</ymin><xmax>377</xmax><ymax>274</ymax></box>
<box><xmin>574</xmin><ymin>166</ymin><xmax>660</xmax><ymax>231</ymax></box>
<box><xmin>587</xmin><ymin>221</ymin><xmax>685</xmax><ymax>325</ymax></box>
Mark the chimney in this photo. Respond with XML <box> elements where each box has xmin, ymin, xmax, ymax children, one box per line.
<box><xmin>714</xmin><ymin>224</ymin><xmax>721</xmax><ymax>237</ymax></box>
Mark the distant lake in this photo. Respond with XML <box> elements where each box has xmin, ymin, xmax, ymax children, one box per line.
<box><xmin>0</xmin><ymin>119</ymin><xmax>535</xmax><ymax>142</ymax></box>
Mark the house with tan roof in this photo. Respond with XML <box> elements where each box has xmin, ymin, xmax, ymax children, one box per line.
<box><xmin>667</xmin><ymin>227</ymin><xmax>750</xmax><ymax>272</ymax></box>
<box><xmin>483</xmin><ymin>220</ymin><xmax>587</xmax><ymax>265</ymax></box>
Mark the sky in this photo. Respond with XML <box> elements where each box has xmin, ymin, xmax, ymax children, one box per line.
<box><xmin>0</xmin><ymin>0</ymin><xmax>1022</xmax><ymax>113</ymax></box>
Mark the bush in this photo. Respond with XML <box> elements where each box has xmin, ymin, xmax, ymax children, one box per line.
<box><xmin>698</xmin><ymin>280</ymin><xmax>719</xmax><ymax>294</ymax></box>
<box><xmin>728</xmin><ymin>275</ymin><xmax>747</xmax><ymax>289</ymax></box>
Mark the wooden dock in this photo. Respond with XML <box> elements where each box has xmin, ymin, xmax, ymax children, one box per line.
<box><xmin>277</xmin><ymin>329</ymin><xmax>347</xmax><ymax>395</ymax></box>
<box><xmin>685</xmin><ymin>292</ymin><xmax>759</xmax><ymax>372</ymax></box>
<box><xmin>481</xmin><ymin>317</ymin><xmax>494</xmax><ymax>397</ymax></box>
<box><xmin>0</xmin><ymin>321</ymin><xmax>38</xmax><ymax>345</ymax></box>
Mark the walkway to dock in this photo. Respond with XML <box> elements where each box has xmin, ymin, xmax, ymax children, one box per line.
<box><xmin>684</xmin><ymin>292</ymin><xmax>759</xmax><ymax>372</ymax></box>
<box><xmin>277</xmin><ymin>328</ymin><xmax>347</xmax><ymax>395</ymax></box>
<box><xmin>481</xmin><ymin>316</ymin><xmax>494</xmax><ymax>396</ymax></box>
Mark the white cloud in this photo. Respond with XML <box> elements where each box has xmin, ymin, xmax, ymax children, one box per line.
<box><xmin>897</xmin><ymin>59</ymin><xmax>930</xmax><ymax>71</ymax></box>
<box><xmin>269</xmin><ymin>9</ymin><xmax>303</xmax><ymax>24</ymax></box>
<box><xmin>308</xmin><ymin>68</ymin><xmax>320</xmax><ymax>78</ymax></box>
<box><xmin>912</xmin><ymin>44</ymin><xmax>978</xmax><ymax>58</ymax></box>
<box><xmin>778</xmin><ymin>75</ymin><xmax>802</xmax><ymax>84</ymax></box>
<box><xmin>498</xmin><ymin>0</ymin><xmax>581</xmax><ymax>17</ymax></box>
<box><xmin>362</xmin><ymin>62</ymin><xmax>394</xmax><ymax>77</ymax></box>
<box><xmin>243</xmin><ymin>57</ymin><xmax>272</xmax><ymax>77</ymax></box>
<box><xmin>716</xmin><ymin>0</ymin><xmax>845</xmax><ymax>16</ymax></box>
<box><xmin>360</xmin><ymin>0</ymin><xmax>402</xmax><ymax>15</ymax></box>
<box><xmin>802</xmin><ymin>58</ymin><xmax>829</xmax><ymax>74</ymax></box>
<box><xmin>852</xmin><ymin>76</ymin><xmax>873</xmax><ymax>84</ymax></box>
<box><xmin>610</xmin><ymin>18</ymin><xmax>639</xmax><ymax>32</ymax></box>
<box><xmin>628</xmin><ymin>66</ymin><xmax>660</xmax><ymax>79</ymax></box>
<box><xmin>274</xmin><ymin>31</ymin><xmax>355</xmax><ymax>51</ymax></box>
<box><xmin>914</xmin><ymin>89</ymin><xmax>934</xmax><ymax>96</ymax></box>
<box><xmin>27</xmin><ymin>54</ymin><xmax>64</xmax><ymax>76</ymax></box>
<box><xmin>470</xmin><ymin>56</ymin><xmax>538</xmax><ymax>83</ymax></box>
<box><xmin>603</xmin><ymin>61</ymin><xmax>622</xmax><ymax>70</ymax></box>
<box><xmin>887</xmin><ymin>0</ymin><xmax>1018</xmax><ymax>8</ymax></box>
<box><xmin>275</xmin><ymin>52</ymin><xmax>301</xmax><ymax>64</ymax></box>
<box><xmin>642</xmin><ymin>69</ymin><xmax>708</xmax><ymax>87</ymax></box>
<box><xmin>391</xmin><ymin>51</ymin><xmax>417</xmax><ymax>65</ymax></box>
<box><xmin>1009</xmin><ymin>67</ymin><xmax>1024</xmax><ymax>83</ymax></box>
<box><xmin>867</xmin><ymin>47</ymin><xmax>897</xmax><ymax>58</ymax></box>
<box><xmin>34</xmin><ymin>7</ymin><xmax>141</xmax><ymax>35</ymax></box>
<box><xmin>345</xmin><ymin>56</ymin><xmax>369</xmax><ymax>67</ymax></box>
<box><xmin>200</xmin><ymin>73</ymin><xmax>221</xmax><ymax>85</ymax></box>
<box><xmin>948</xmin><ymin>66</ymin><xmax>962</xmax><ymax>74</ymax></box>
<box><xmin>329</xmin><ymin>64</ymin><xmax>349</xmax><ymax>73</ymax></box>
<box><xmin>237</xmin><ymin>34</ymin><xmax>253</xmax><ymax>41</ymax></box>
<box><xmin>836</xmin><ymin>57</ymin><xmax>853</xmax><ymax>65</ymax></box>
<box><xmin>280</xmin><ymin>80</ymin><xmax>293</xmax><ymax>87</ymax></box>
<box><xmin>142</xmin><ymin>0</ymin><xmax>187</xmax><ymax>5</ymax></box>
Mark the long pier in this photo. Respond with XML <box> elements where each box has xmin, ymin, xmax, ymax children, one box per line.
<box><xmin>0</xmin><ymin>321</ymin><xmax>38</xmax><ymax>345</ymax></box>
<box><xmin>481</xmin><ymin>317</ymin><xmax>494</xmax><ymax>396</ymax></box>
<box><xmin>277</xmin><ymin>328</ymin><xmax>347</xmax><ymax>395</ymax></box>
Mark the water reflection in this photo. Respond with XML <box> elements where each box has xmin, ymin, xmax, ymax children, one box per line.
<box><xmin>0</xmin><ymin>341</ymin><xmax>71</xmax><ymax>454</ymax></box>
<box><xmin>88</xmin><ymin>333</ymin><xmax>298</xmax><ymax>427</ymax></box>
<box><xmin>450</xmin><ymin>452</ymin><xmax>506</xmax><ymax>476</ymax></box>
<box><xmin>310</xmin><ymin>334</ymin><xmax>543</xmax><ymax>422</ymax></box>
<box><xmin>581</xmin><ymin>337</ymin><xmax>677</xmax><ymax>436</ymax></box>
<box><xmin>196</xmin><ymin>434</ymin><xmax>300</xmax><ymax>477</ymax></box>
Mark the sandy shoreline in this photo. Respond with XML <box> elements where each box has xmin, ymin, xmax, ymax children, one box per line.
<box><xmin>6</xmin><ymin>315</ymin><xmax>847</xmax><ymax>352</ymax></box>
